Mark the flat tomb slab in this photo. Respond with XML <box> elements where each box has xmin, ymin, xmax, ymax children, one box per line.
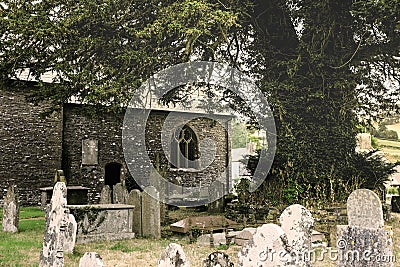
<box><xmin>67</xmin><ymin>204</ymin><xmax>135</xmax><ymax>244</ymax></box>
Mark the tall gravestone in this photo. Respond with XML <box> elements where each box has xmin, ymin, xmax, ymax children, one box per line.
<box><xmin>128</xmin><ymin>189</ymin><xmax>142</xmax><ymax>236</ymax></box>
<box><xmin>208</xmin><ymin>180</ymin><xmax>225</xmax><ymax>213</ymax></box>
<box><xmin>142</xmin><ymin>186</ymin><xmax>161</xmax><ymax>239</ymax></box>
<box><xmin>63</xmin><ymin>214</ymin><xmax>77</xmax><ymax>253</ymax></box>
<box><xmin>113</xmin><ymin>183</ymin><xmax>128</xmax><ymax>204</ymax></box>
<box><xmin>238</xmin><ymin>224</ymin><xmax>291</xmax><ymax>266</ymax></box>
<box><xmin>337</xmin><ymin>189</ymin><xmax>394</xmax><ymax>267</ymax></box>
<box><xmin>2</xmin><ymin>185</ymin><xmax>19</xmax><ymax>233</ymax></box>
<box><xmin>99</xmin><ymin>185</ymin><xmax>112</xmax><ymax>204</ymax></box>
<box><xmin>157</xmin><ymin>243</ymin><xmax>190</xmax><ymax>267</ymax></box>
<box><xmin>39</xmin><ymin>182</ymin><xmax>69</xmax><ymax>267</ymax></box>
<box><xmin>79</xmin><ymin>252</ymin><xmax>105</xmax><ymax>267</ymax></box>
<box><xmin>279</xmin><ymin>204</ymin><xmax>314</xmax><ymax>267</ymax></box>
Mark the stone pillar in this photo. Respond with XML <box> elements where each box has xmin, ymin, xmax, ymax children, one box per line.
<box><xmin>128</xmin><ymin>189</ymin><xmax>142</xmax><ymax>236</ymax></box>
<box><xmin>2</xmin><ymin>185</ymin><xmax>19</xmax><ymax>233</ymax></box>
<box><xmin>142</xmin><ymin>186</ymin><xmax>161</xmax><ymax>239</ymax></box>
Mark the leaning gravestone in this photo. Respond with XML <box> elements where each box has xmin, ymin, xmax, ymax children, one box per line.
<box><xmin>128</xmin><ymin>189</ymin><xmax>142</xmax><ymax>236</ymax></box>
<box><xmin>63</xmin><ymin>214</ymin><xmax>77</xmax><ymax>253</ymax></box>
<box><xmin>39</xmin><ymin>182</ymin><xmax>69</xmax><ymax>267</ymax></box>
<box><xmin>238</xmin><ymin>224</ymin><xmax>291</xmax><ymax>266</ymax></box>
<box><xmin>142</xmin><ymin>186</ymin><xmax>161</xmax><ymax>239</ymax></box>
<box><xmin>203</xmin><ymin>251</ymin><xmax>234</xmax><ymax>267</ymax></box>
<box><xmin>79</xmin><ymin>252</ymin><xmax>105</xmax><ymax>267</ymax></box>
<box><xmin>2</xmin><ymin>185</ymin><xmax>19</xmax><ymax>233</ymax></box>
<box><xmin>99</xmin><ymin>185</ymin><xmax>112</xmax><ymax>204</ymax></box>
<box><xmin>113</xmin><ymin>183</ymin><xmax>128</xmax><ymax>204</ymax></box>
<box><xmin>337</xmin><ymin>189</ymin><xmax>394</xmax><ymax>267</ymax></box>
<box><xmin>279</xmin><ymin>204</ymin><xmax>314</xmax><ymax>267</ymax></box>
<box><xmin>158</xmin><ymin>243</ymin><xmax>190</xmax><ymax>267</ymax></box>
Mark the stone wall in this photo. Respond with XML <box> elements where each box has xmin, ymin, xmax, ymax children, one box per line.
<box><xmin>0</xmin><ymin>84</ymin><xmax>62</xmax><ymax>205</ymax></box>
<box><xmin>62</xmin><ymin>104</ymin><xmax>232</xmax><ymax>204</ymax></box>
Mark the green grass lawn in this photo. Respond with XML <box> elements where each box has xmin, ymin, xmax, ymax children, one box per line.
<box><xmin>0</xmin><ymin>207</ymin><xmax>45</xmax><ymax>266</ymax></box>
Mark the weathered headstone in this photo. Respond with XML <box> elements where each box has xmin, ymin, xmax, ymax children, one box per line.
<box><xmin>113</xmin><ymin>183</ymin><xmax>128</xmax><ymax>204</ymax></box>
<box><xmin>197</xmin><ymin>233</ymin><xmax>226</xmax><ymax>247</ymax></box>
<box><xmin>234</xmin><ymin>227</ymin><xmax>257</xmax><ymax>246</ymax></box>
<box><xmin>279</xmin><ymin>204</ymin><xmax>314</xmax><ymax>267</ymax></box>
<box><xmin>346</xmin><ymin>188</ymin><xmax>384</xmax><ymax>229</ymax></box>
<box><xmin>39</xmin><ymin>182</ymin><xmax>69</xmax><ymax>267</ymax></box>
<box><xmin>99</xmin><ymin>185</ymin><xmax>112</xmax><ymax>204</ymax></box>
<box><xmin>79</xmin><ymin>252</ymin><xmax>105</xmax><ymax>267</ymax></box>
<box><xmin>2</xmin><ymin>185</ymin><xmax>19</xmax><ymax>233</ymax></box>
<box><xmin>208</xmin><ymin>180</ymin><xmax>225</xmax><ymax>213</ymax></box>
<box><xmin>391</xmin><ymin>196</ymin><xmax>400</xmax><ymax>213</ymax></box>
<box><xmin>238</xmin><ymin>224</ymin><xmax>291</xmax><ymax>266</ymax></box>
<box><xmin>337</xmin><ymin>189</ymin><xmax>395</xmax><ymax>267</ymax></box>
<box><xmin>128</xmin><ymin>189</ymin><xmax>142</xmax><ymax>236</ymax></box>
<box><xmin>203</xmin><ymin>251</ymin><xmax>234</xmax><ymax>267</ymax></box>
<box><xmin>54</xmin><ymin>170</ymin><xmax>66</xmax><ymax>184</ymax></box>
<box><xmin>142</xmin><ymin>186</ymin><xmax>161</xmax><ymax>239</ymax></box>
<box><xmin>158</xmin><ymin>243</ymin><xmax>190</xmax><ymax>267</ymax></box>
<box><xmin>63</xmin><ymin>214</ymin><xmax>77</xmax><ymax>253</ymax></box>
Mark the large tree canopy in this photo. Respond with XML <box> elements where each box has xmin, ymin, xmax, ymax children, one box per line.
<box><xmin>1</xmin><ymin>0</ymin><xmax>399</xmax><ymax>205</ymax></box>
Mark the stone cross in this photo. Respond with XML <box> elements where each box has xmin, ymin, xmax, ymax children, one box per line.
<box><xmin>157</xmin><ymin>243</ymin><xmax>190</xmax><ymax>267</ymax></box>
<box><xmin>203</xmin><ymin>251</ymin><xmax>234</xmax><ymax>267</ymax></box>
<box><xmin>279</xmin><ymin>204</ymin><xmax>314</xmax><ymax>267</ymax></box>
<box><xmin>79</xmin><ymin>252</ymin><xmax>105</xmax><ymax>267</ymax></box>
<box><xmin>2</xmin><ymin>185</ymin><xmax>19</xmax><ymax>233</ymax></box>
<box><xmin>337</xmin><ymin>189</ymin><xmax>394</xmax><ymax>267</ymax></box>
<box><xmin>39</xmin><ymin>182</ymin><xmax>69</xmax><ymax>267</ymax></box>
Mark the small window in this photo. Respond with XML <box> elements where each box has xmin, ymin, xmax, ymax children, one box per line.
<box><xmin>171</xmin><ymin>125</ymin><xmax>198</xmax><ymax>169</ymax></box>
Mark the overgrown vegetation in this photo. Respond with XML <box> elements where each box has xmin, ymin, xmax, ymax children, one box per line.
<box><xmin>1</xmin><ymin>0</ymin><xmax>400</xmax><ymax>206</ymax></box>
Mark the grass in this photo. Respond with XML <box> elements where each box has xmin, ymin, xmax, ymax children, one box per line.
<box><xmin>0</xmin><ymin>207</ymin><xmax>398</xmax><ymax>266</ymax></box>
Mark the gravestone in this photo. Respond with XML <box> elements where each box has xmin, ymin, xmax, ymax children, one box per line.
<box><xmin>79</xmin><ymin>252</ymin><xmax>105</xmax><ymax>267</ymax></box>
<box><xmin>390</xmin><ymin>196</ymin><xmax>400</xmax><ymax>213</ymax></box>
<box><xmin>63</xmin><ymin>214</ymin><xmax>77</xmax><ymax>253</ymax></box>
<box><xmin>279</xmin><ymin>204</ymin><xmax>314</xmax><ymax>267</ymax></box>
<box><xmin>158</xmin><ymin>243</ymin><xmax>190</xmax><ymax>267</ymax></box>
<box><xmin>99</xmin><ymin>185</ymin><xmax>112</xmax><ymax>204</ymax></box>
<box><xmin>208</xmin><ymin>180</ymin><xmax>225</xmax><ymax>213</ymax></box>
<box><xmin>197</xmin><ymin>233</ymin><xmax>226</xmax><ymax>246</ymax></box>
<box><xmin>203</xmin><ymin>251</ymin><xmax>234</xmax><ymax>267</ymax></box>
<box><xmin>238</xmin><ymin>224</ymin><xmax>291</xmax><ymax>267</ymax></box>
<box><xmin>142</xmin><ymin>186</ymin><xmax>161</xmax><ymax>239</ymax></box>
<box><xmin>128</xmin><ymin>189</ymin><xmax>142</xmax><ymax>236</ymax></box>
<box><xmin>2</xmin><ymin>185</ymin><xmax>19</xmax><ymax>233</ymax></box>
<box><xmin>113</xmin><ymin>183</ymin><xmax>128</xmax><ymax>204</ymax></box>
<box><xmin>337</xmin><ymin>189</ymin><xmax>394</xmax><ymax>267</ymax></box>
<box><xmin>54</xmin><ymin>170</ymin><xmax>66</xmax><ymax>184</ymax></box>
<box><xmin>39</xmin><ymin>182</ymin><xmax>69</xmax><ymax>267</ymax></box>
<box><xmin>346</xmin><ymin>188</ymin><xmax>384</xmax><ymax>229</ymax></box>
<box><xmin>234</xmin><ymin>227</ymin><xmax>256</xmax><ymax>246</ymax></box>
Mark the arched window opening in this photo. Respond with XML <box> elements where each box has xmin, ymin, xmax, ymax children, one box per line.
<box><xmin>171</xmin><ymin>125</ymin><xmax>198</xmax><ymax>169</ymax></box>
<box><xmin>105</xmin><ymin>162</ymin><xmax>122</xmax><ymax>188</ymax></box>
